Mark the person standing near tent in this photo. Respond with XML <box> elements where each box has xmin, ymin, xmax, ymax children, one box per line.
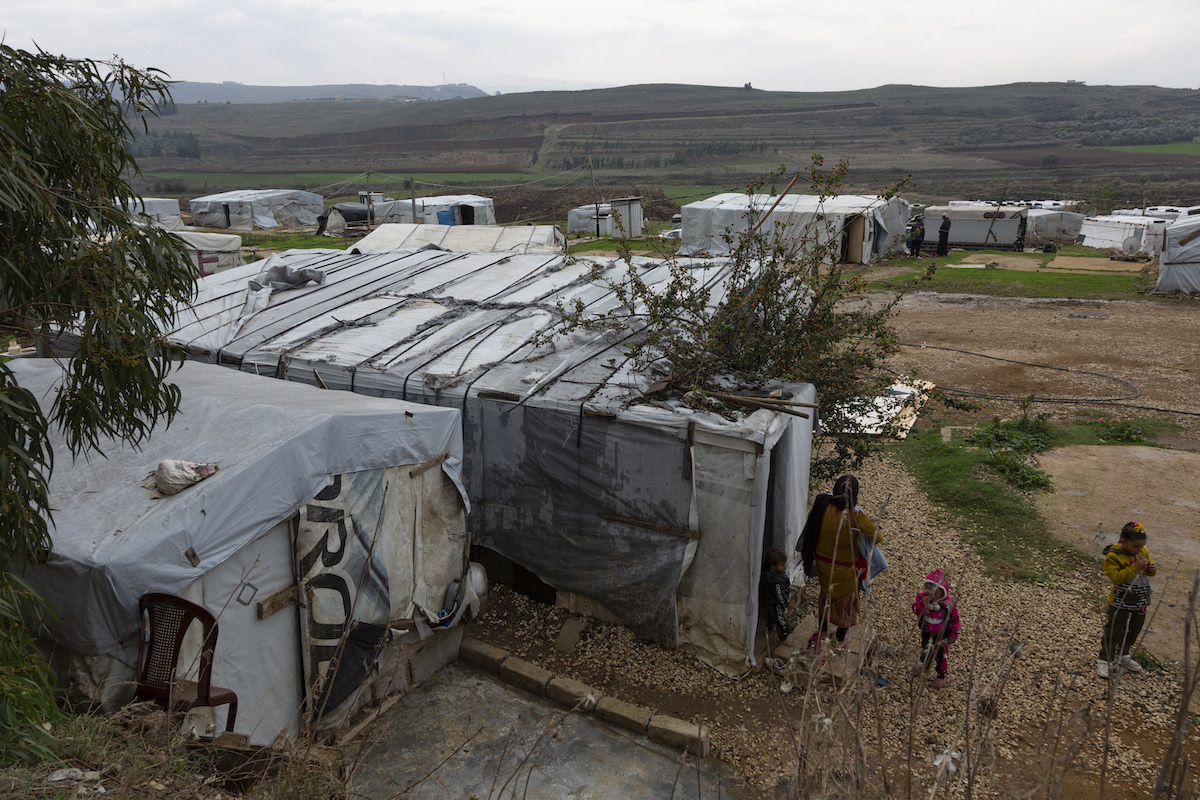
<box><xmin>937</xmin><ymin>212</ymin><xmax>951</xmax><ymax>256</ymax></box>
<box><xmin>797</xmin><ymin>475</ymin><xmax>882</xmax><ymax>653</ymax></box>
<box><xmin>908</xmin><ymin>215</ymin><xmax>925</xmax><ymax>258</ymax></box>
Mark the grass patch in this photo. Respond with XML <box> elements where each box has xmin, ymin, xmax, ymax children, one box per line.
<box><xmin>893</xmin><ymin>409</ymin><xmax>1179</xmax><ymax>582</ymax></box>
<box><xmin>567</xmin><ymin>236</ymin><xmax>679</xmax><ymax>257</ymax></box>
<box><xmin>870</xmin><ymin>261</ymin><xmax>1141</xmax><ymax>298</ymax></box>
<box><xmin>1100</xmin><ymin>143</ymin><xmax>1200</xmax><ymax>156</ymax></box>
<box><xmin>240</xmin><ymin>230</ymin><xmax>353</xmax><ymax>254</ymax></box>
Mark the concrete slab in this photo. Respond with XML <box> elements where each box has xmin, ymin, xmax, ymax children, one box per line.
<box><xmin>353</xmin><ymin>663</ymin><xmax>746</xmax><ymax>799</ymax></box>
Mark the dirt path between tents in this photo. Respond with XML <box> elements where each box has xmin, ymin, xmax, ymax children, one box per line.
<box><xmin>470</xmin><ymin>288</ymin><xmax>1200</xmax><ymax>797</ymax></box>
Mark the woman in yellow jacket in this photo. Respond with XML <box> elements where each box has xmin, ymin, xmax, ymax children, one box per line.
<box><xmin>798</xmin><ymin>474</ymin><xmax>882</xmax><ymax>653</ymax></box>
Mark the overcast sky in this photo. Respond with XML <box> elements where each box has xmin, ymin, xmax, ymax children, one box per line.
<box><xmin>4</xmin><ymin>1</ymin><xmax>1198</xmax><ymax>95</ymax></box>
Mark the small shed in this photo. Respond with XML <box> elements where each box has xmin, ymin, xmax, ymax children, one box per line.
<box><xmin>21</xmin><ymin>359</ymin><xmax>474</xmax><ymax>744</ymax></box>
<box><xmin>189</xmin><ymin>189</ymin><xmax>325</xmax><ymax>230</ymax></box>
<box><xmin>1025</xmin><ymin>210</ymin><xmax>1085</xmax><ymax>241</ymax></box>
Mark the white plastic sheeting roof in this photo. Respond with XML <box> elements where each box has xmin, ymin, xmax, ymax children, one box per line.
<box><xmin>352</xmin><ymin>223</ymin><xmax>563</xmax><ymax>255</ymax></box>
<box><xmin>156</xmin><ymin>247</ymin><xmax>818</xmax><ymax>673</ymax></box>
<box><xmin>18</xmin><ymin>358</ymin><xmax>466</xmax><ymax>662</ymax></box>
<box><xmin>1079</xmin><ymin>215</ymin><xmax>1169</xmax><ymax>256</ymax></box>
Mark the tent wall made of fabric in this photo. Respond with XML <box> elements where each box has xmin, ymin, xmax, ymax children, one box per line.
<box><xmin>156</xmin><ymin>249</ymin><xmax>817</xmax><ymax>673</ymax></box>
<box><xmin>17</xmin><ymin>358</ymin><xmax>466</xmax><ymax>663</ymax></box>
<box><xmin>679</xmin><ymin>193</ymin><xmax>909</xmax><ymax>263</ymax></box>
<box><xmin>1158</xmin><ymin>216</ymin><xmax>1200</xmax><ymax>293</ymax></box>
<box><xmin>189</xmin><ymin>189</ymin><xmax>324</xmax><ymax>230</ymax></box>
<box><xmin>129</xmin><ymin>197</ymin><xmax>184</xmax><ymax>230</ymax></box>
<box><xmin>921</xmin><ymin>205</ymin><xmax>1028</xmax><ymax>248</ymax></box>
<box><xmin>172</xmin><ymin>230</ymin><xmax>245</xmax><ymax>275</ymax></box>
<box><xmin>351</xmin><ymin>223</ymin><xmax>564</xmax><ymax>255</ymax></box>
<box><xmin>1080</xmin><ymin>215</ymin><xmax>1169</xmax><ymax>255</ymax></box>
<box><xmin>1025</xmin><ymin>210</ymin><xmax>1085</xmax><ymax>239</ymax></box>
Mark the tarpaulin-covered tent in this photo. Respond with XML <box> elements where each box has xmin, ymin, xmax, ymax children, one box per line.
<box><xmin>1079</xmin><ymin>215</ymin><xmax>1169</xmax><ymax>256</ymax></box>
<box><xmin>189</xmin><ymin>189</ymin><xmax>324</xmax><ymax>230</ymax></box>
<box><xmin>128</xmin><ymin>197</ymin><xmax>184</xmax><ymax>230</ymax></box>
<box><xmin>327</xmin><ymin>195</ymin><xmax>496</xmax><ymax>229</ymax></box>
<box><xmin>172</xmin><ymin>230</ymin><xmax>245</xmax><ymax>275</ymax></box>
<box><xmin>921</xmin><ymin>205</ymin><xmax>1028</xmax><ymax>249</ymax></box>
<box><xmin>351</xmin><ymin>223</ymin><xmax>564</xmax><ymax>255</ymax></box>
<box><xmin>679</xmin><ymin>193</ymin><xmax>909</xmax><ymax>263</ymax></box>
<box><xmin>1157</xmin><ymin>216</ymin><xmax>1200</xmax><ymax>293</ymax></box>
<box><xmin>567</xmin><ymin>198</ymin><xmax>644</xmax><ymax>238</ymax></box>
<box><xmin>1025</xmin><ymin>209</ymin><xmax>1085</xmax><ymax>241</ymax></box>
<box><xmin>20</xmin><ymin>359</ymin><xmax>474</xmax><ymax>744</ymax></box>
<box><xmin>151</xmin><ymin>248</ymin><xmax>817</xmax><ymax>675</ymax></box>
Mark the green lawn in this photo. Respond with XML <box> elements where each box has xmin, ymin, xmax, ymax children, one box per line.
<box><xmin>869</xmin><ymin>249</ymin><xmax>1145</xmax><ymax>298</ymax></box>
<box><xmin>1100</xmin><ymin>142</ymin><xmax>1200</xmax><ymax>156</ymax></box>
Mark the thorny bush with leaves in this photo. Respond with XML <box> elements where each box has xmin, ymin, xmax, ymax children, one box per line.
<box><xmin>555</xmin><ymin>159</ymin><xmax>904</xmax><ymax>483</ymax></box>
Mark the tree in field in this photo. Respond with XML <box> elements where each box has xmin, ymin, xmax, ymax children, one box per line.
<box><xmin>0</xmin><ymin>45</ymin><xmax>197</xmax><ymax>762</ymax></box>
<box><xmin>555</xmin><ymin>159</ymin><xmax>904</xmax><ymax>483</ymax></box>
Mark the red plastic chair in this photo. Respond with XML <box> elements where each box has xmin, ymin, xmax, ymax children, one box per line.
<box><xmin>134</xmin><ymin>592</ymin><xmax>238</xmax><ymax>733</ymax></box>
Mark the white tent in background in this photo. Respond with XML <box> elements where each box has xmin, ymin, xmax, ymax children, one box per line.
<box><xmin>172</xmin><ymin>230</ymin><xmax>245</xmax><ymax>275</ymax></box>
<box><xmin>189</xmin><ymin>189</ymin><xmax>324</xmax><ymax>230</ymax></box>
<box><xmin>351</xmin><ymin>223</ymin><xmax>564</xmax><ymax>255</ymax></box>
<box><xmin>1079</xmin><ymin>215</ymin><xmax>1169</xmax><ymax>256</ymax></box>
<box><xmin>134</xmin><ymin>248</ymin><xmax>819</xmax><ymax>676</ymax></box>
<box><xmin>679</xmin><ymin>193</ymin><xmax>909</xmax><ymax>263</ymax></box>
<box><xmin>21</xmin><ymin>359</ymin><xmax>475</xmax><ymax>745</ymax></box>
<box><xmin>567</xmin><ymin>198</ymin><xmax>644</xmax><ymax>238</ymax></box>
<box><xmin>1025</xmin><ymin>209</ymin><xmax>1085</xmax><ymax>241</ymax></box>
<box><xmin>128</xmin><ymin>197</ymin><xmax>184</xmax><ymax>230</ymax></box>
<box><xmin>921</xmin><ymin>205</ymin><xmax>1029</xmax><ymax>249</ymax></box>
<box><xmin>1157</xmin><ymin>216</ymin><xmax>1200</xmax><ymax>293</ymax></box>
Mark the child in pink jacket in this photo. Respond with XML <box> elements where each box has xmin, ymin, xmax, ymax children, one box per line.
<box><xmin>912</xmin><ymin>569</ymin><xmax>961</xmax><ymax>688</ymax></box>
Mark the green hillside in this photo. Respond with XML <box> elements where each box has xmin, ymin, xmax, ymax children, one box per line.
<box><xmin>132</xmin><ymin>82</ymin><xmax>1200</xmax><ymax>210</ymax></box>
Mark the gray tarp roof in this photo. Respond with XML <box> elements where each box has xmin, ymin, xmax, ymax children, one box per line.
<box><xmin>17</xmin><ymin>358</ymin><xmax>465</xmax><ymax>660</ymax></box>
<box><xmin>153</xmin><ymin>248</ymin><xmax>816</xmax><ymax>671</ymax></box>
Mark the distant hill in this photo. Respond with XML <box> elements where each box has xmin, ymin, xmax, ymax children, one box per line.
<box><xmin>169</xmin><ymin>81</ymin><xmax>488</xmax><ymax>104</ymax></box>
<box><xmin>135</xmin><ymin>82</ymin><xmax>1200</xmax><ymax>206</ymax></box>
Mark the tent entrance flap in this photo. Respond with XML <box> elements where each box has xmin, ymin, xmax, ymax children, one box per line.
<box><xmin>845</xmin><ymin>215</ymin><xmax>865</xmax><ymax>264</ymax></box>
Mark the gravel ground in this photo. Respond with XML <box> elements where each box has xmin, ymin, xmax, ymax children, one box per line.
<box><xmin>469</xmin><ymin>454</ymin><xmax>1200</xmax><ymax>798</ymax></box>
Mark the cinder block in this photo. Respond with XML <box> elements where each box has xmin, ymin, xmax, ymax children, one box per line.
<box><xmin>546</xmin><ymin>676</ymin><xmax>599</xmax><ymax>711</ymax></box>
<box><xmin>648</xmin><ymin>714</ymin><xmax>710</xmax><ymax>757</ymax></box>
<box><xmin>595</xmin><ymin>696</ymin><xmax>652</xmax><ymax>734</ymax></box>
<box><xmin>458</xmin><ymin>637</ymin><xmax>509</xmax><ymax>672</ymax></box>
<box><xmin>497</xmin><ymin>657</ymin><xmax>553</xmax><ymax>696</ymax></box>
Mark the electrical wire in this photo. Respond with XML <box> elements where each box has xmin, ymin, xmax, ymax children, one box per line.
<box><xmin>892</xmin><ymin>342</ymin><xmax>1200</xmax><ymax>418</ymax></box>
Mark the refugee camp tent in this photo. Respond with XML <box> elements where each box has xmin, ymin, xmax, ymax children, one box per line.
<box><xmin>921</xmin><ymin>205</ymin><xmax>1028</xmax><ymax>250</ymax></box>
<box><xmin>19</xmin><ymin>359</ymin><xmax>475</xmax><ymax>745</ymax></box>
<box><xmin>567</xmin><ymin>198</ymin><xmax>644</xmax><ymax>238</ymax></box>
<box><xmin>1113</xmin><ymin>207</ymin><xmax>1183</xmax><ymax>221</ymax></box>
<box><xmin>351</xmin><ymin>223</ymin><xmax>564</xmax><ymax>255</ymax></box>
<box><xmin>319</xmin><ymin>195</ymin><xmax>496</xmax><ymax>232</ymax></box>
<box><xmin>567</xmin><ymin>203</ymin><xmax>612</xmax><ymax>235</ymax></box>
<box><xmin>128</xmin><ymin>197</ymin><xmax>184</xmax><ymax>230</ymax></box>
<box><xmin>678</xmin><ymin>193</ymin><xmax>909</xmax><ymax>263</ymax></box>
<box><xmin>1078</xmin><ymin>215</ymin><xmax>1169</xmax><ymax>256</ymax></box>
<box><xmin>145</xmin><ymin>249</ymin><xmax>818</xmax><ymax>675</ymax></box>
<box><xmin>1157</xmin><ymin>215</ymin><xmax>1200</xmax><ymax>293</ymax></box>
<box><xmin>189</xmin><ymin>189</ymin><xmax>324</xmax><ymax>230</ymax></box>
<box><xmin>173</xmin><ymin>230</ymin><xmax>245</xmax><ymax>275</ymax></box>
<box><xmin>1025</xmin><ymin>209</ymin><xmax>1085</xmax><ymax>241</ymax></box>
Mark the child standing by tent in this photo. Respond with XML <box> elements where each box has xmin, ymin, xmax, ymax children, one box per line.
<box><xmin>912</xmin><ymin>569</ymin><xmax>960</xmax><ymax>689</ymax></box>
<box><xmin>1099</xmin><ymin>521</ymin><xmax>1157</xmax><ymax>678</ymax></box>
<box><xmin>761</xmin><ymin>548</ymin><xmax>795</xmax><ymax>648</ymax></box>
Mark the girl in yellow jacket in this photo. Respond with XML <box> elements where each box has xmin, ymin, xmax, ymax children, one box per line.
<box><xmin>1098</xmin><ymin>521</ymin><xmax>1157</xmax><ymax>678</ymax></box>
